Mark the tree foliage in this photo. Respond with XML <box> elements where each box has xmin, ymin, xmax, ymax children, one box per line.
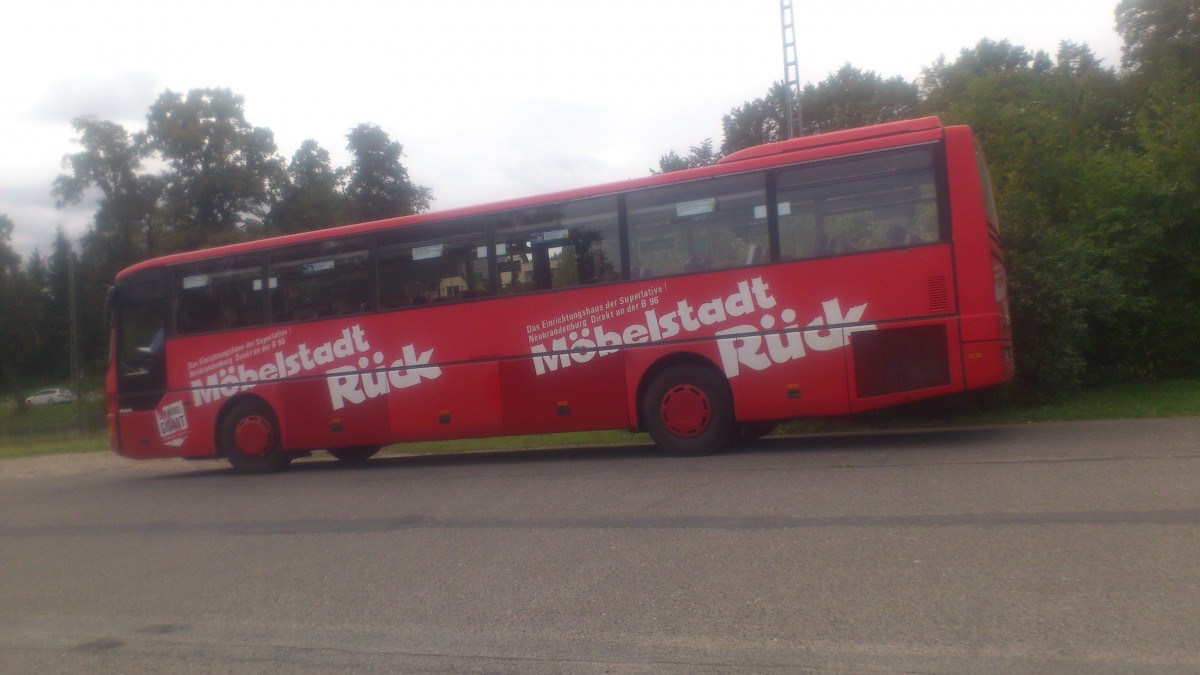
<box><xmin>344</xmin><ymin>124</ymin><xmax>431</xmax><ymax>222</ymax></box>
<box><xmin>0</xmin><ymin>215</ymin><xmax>43</xmax><ymax>403</ymax></box>
<box><xmin>53</xmin><ymin>117</ymin><xmax>159</xmax><ymax>274</ymax></box>
<box><xmin>144</xmin><ymin>88</ymin><xmax>285</xmax><ymax>249</ymax></box>
<box><xmin>652</xmin><ymin>138</ymin><xmax>720</xmax><ymax>174</ymax></box>
<box><xmin>801</xmin><ymin>65</ymin><xmax>919</xmax><ymax>135</ymax></box>
<box><xmin>717</xmin><ymin>66</ymin><xmax>920</xmax><ymax>156</ymax></box>
<box><xmin>267</xmin><ymin>140</ymin><xmax>346</xmax><ymax>235</ymax></box>
<box><xmin>1116</xmin><ymin>0</ymin><xmax>1200</xmax><ymax>73</ymax></box>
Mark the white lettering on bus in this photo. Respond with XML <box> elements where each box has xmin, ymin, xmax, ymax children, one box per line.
<box><xmin>528</xmin><ymin>278</ymin><xmax>875</xmax><ymax>378</ymax></box>
<box><xmin>325</xmin><ymin>345</ymin><xmax>442</xmax><ymax>410</ymax></box>
<box><xmin>715</xmin><ymin>298</ymin><xmax>874</xmax><ymax>377</ymax></box>
<box><xmin>189</xmin><ymin>325</ymin><xmax>440</xmax><ymax>410</ymax></box>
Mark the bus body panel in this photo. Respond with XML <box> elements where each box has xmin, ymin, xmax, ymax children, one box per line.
<box><xmin>499</xmin><ymin>354</ymin><xmax>630</xmax><ymax>436</ymax></box>
<box><xmin>943</xmin><ymin>126</ymin><xmax>1014</xmax><ymax>389</ymax></box>
<box><xmin>386</xmin><ymin>361</ymin><xmax>504</xmax><ymax>441</ymax></box>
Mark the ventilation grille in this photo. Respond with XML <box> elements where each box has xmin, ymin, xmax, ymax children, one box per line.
<box><xmin>927</xmin><ymin>276</ymin><xmax>949</xmax><ymax>313</ymax></box>
<box><xmin>852</xmin><ymin>324</ymin><xmax>951</xmax><ymax>398</ymax></box>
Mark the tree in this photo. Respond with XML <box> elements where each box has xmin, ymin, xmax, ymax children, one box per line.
<box><xmin>144</xmin><ymin>88</ymin><xmax>285</xmax><ymax>249</ymax></box>
<box><xmin>651</xmin><ymin>138</ymin><xmax>720</xmax><ymax>174</ymax></box>
<box><xmin>30</xmin><ymin>229</ymin><xmax>78</xmax><ymax>383</ymax></box>
<box><xmin>0</xmin><ymin>215</ymin><xmax>43</xmax><ymax>405</ymax></box>
<box><xmin>919</xmin><ymin>39</ymin><xmax>1053</xmax><ymax>113</ymax></box>
<box><xmin>1115</xmin><ymin>60</ymin><xmax>1200</xmax><ymax>378</ymax></box>
<box><xmin>266</xmin><ymin>140</ymin><xmax>346</xmax><ymax>234</ymax></box>
<box><xmin>344</xmin><ymin>124</ymin><xmax>431</xmax><ymax>222</ymax></box>
<box><xmin>922</xmin><ymin>37</ymin><xmax>1200</xmax><ymax>390</ymax></box>
<box><xmin>800</xmin><ymin>64</ymin><xmax>918</xmax><ymax>135</ymax></box>
<box><xmin>721</xmin><ymin>67</ymin><xmax>919</xmax><ymax>156</ymax></box>
<box><xmin>1116</xmin><ymin>0</ymin><xmax>1200</xmax><ymax>74</ymax></box>
<box><xmin>721</xmin><ymin>82</ymin><xmax>789</xmax><ymax>155</ymax></box>
<box><xmin>53</xmin><ymin>116</ymin><xmax>161</xmax><ymax>288</ymax></box>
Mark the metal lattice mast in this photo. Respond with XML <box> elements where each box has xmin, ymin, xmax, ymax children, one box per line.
<box><xmin>780</xmin><ymin>0</ymin><xmax>803</xmax><ymax>138</ymax></box>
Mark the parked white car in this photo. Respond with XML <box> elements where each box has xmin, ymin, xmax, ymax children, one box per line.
<box><xmin>25</xmin><ymin>388</ymin><xmax>76</xmax><ymax>406</ymax></box>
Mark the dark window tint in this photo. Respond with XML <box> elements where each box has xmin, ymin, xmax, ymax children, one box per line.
<box><xmin>777</xmin><ymin>148</ymin><xmax>941</xmax><ymax>260</ymax></box>
<box><xmin>976</xmin><ymin>146</ymin><xmax>1000</xmax><ymax>233</ymax></box>
<box><xmin>114</xmin><ymin>272</ymin><xmax>166</xmax><ymax>409</ymax></box>
<box><xmin>377</xmin><ymin>219</ymin><xmax>492</xmax><ymax>309</ymax></box>
<box><xmin>492</xmin><ymin>196</ymin><xmax>621</xmax><ymax>295</ymax></box>
<box><xmin>269</xmin><ymin>238</ymin><xmax>370</xmax><ymax>322</ymax></box>
<box><xmin>626</xmin><ymin>173</ymin><xmax>767</xmax><ymax>279</ymax></box>
<box><xmin>175</xmin><ymin>255</ymin><xmax>267</xmax><ymax>334</ymax></box>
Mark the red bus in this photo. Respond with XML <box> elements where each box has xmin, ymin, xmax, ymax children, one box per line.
<box><xmin>107</xmin><ymin>116</ymin><xmax>1012</xmax><ymax>473</ymax></box>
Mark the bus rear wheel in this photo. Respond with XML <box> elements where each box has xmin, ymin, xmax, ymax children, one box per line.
<box><xmin>642</xmin><ymin>364</ymin><xmax>733</xmax><ymax>457</ymax></box>
<box><xmin>220</xmin><ymin>399</ymin><xmax>288</xmax><ymax>474</ymax></box>
<box><xmin>328</xmin><ymin>446</ymin><xmax>380</xmax><ymax>463</ymax></box>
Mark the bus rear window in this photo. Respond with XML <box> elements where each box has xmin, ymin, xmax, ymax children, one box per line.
<box><xmin>976</xmin><ymin>146</ymin><xmax>1000</xmax><ymax>234</ymax></box>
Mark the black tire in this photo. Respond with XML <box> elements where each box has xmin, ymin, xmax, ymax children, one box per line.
<box><xmin>735</xmin><ymin>421</ymin><xmax>778</xmax><ymax>442</ymax></box>
<box><xmin>328</xmin><ymin>446</ymin><xmax>380</xmax><ymax>463</ymax></box>
<box><xmin>641</xmin><ymin>363</ymin><xmax>734</xmax><ymax>457</ymax></box>
<box><xmin>219</xmin><ymin>399</ymin><xmax>289</xmax><ymax>474</ymax></box>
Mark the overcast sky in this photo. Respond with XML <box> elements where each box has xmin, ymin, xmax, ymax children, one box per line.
<box><xmin>2</xmin><ymin>0</ymin><xmax>1124</xmax><ymax>260</ymax></box>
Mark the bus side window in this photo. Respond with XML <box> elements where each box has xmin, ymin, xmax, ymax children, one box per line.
<box><xmin>114</xmin><ymin>273</ymin><xmax>167</xmax><ymax>410</ymax></box>
<box><xmin>492</xmin><ymin>196</ymin><xmax>620</xmax><ymax>296</ymax></box>
<box><xmin>627</xmin><ymin>173</ymin><xmax>767</xmax><ymax>279</ymax></box>
<box><xmin>175</xmin><ymin>255</ymin><xmax>266</xmax><ymax>335</ymax></box>
<box><xmin>777</xmin><ymin>147</ymin><xmax>941</xmax><ymax>260</ymax></box>
<box><xmin>269</xmin><ymin>238</ymin><xmax>370</xmax><ymax>323</ymax></box>
<box><xmin>377</xmin><ymin>219</ymin><xmax>491</xmax><ymax>308</ymax></box>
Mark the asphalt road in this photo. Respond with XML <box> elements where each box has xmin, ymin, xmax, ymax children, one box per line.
<box><xmin>1</xmin><ymin>417</ymin><xmax>1198</xmax><ymax>674</ymax></box>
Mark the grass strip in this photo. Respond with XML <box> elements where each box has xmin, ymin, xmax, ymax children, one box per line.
<box><xmin>2</xmin><ymin>379</ymin><xmax>1196</xmax><ymax>461</ymax></box>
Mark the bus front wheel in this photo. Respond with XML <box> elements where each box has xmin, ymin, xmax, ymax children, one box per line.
<box><xmin>220</xmin><ymin>399</ymin><xmax>289</xmax><ymax>474</ymax></box>
<box><xmin>642</xmin><ymin>364</ymin><xmax>734</xmax><ymax>457</ymax></box>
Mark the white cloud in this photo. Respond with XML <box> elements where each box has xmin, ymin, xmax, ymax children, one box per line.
<box><xmin>30</xmin><ymin>72</ymin><xmax>160</xmax><ymax>125</ymax></box>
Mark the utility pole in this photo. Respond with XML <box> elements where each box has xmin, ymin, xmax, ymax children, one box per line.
<box><xmin>780</xmin><ymin>0</ymin><xmax>803</xmax><ymax>138</ymax></box>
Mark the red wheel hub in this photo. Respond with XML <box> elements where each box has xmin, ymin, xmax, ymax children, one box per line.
<box><xmin>234</xmin><ymin>415</ymin><xmax>274</xmax><ymax>457</ymax></box>
<box><xmin>659</xmin><ymin>383</ymin><xmax>711</xmax><ymax>438</ymax></box>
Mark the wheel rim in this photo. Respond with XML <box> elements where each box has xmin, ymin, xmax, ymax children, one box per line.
<box><xmin>234</xmin><ymin>415</ymin><xmax>274</xmax><ymax>457</ymax></box>
<box><xmin>659</xmin><ymin>383</ymin><xmax>712</xmax><ymax>438</ymax></box>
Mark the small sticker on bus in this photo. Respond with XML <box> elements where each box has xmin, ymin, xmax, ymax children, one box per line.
<box><xmin>182</xmin><ymin>274</ymin><xmax>210</xmax><ymax>289</ymax></box>
<box><xmin>156</xmin><ymin>400</ymin><xmax>189</xmax><ymax>440</ymax></box>
<box><xmin>530</xmin><ymin>229</ymin><xmax>568</xmax><ymax>244</ymax></box>
<box><xmin>302</xmin><ymin>260</ymin><xmax>335</xmax><ymax>274</ymax></box>
<box><xmin>412</xmin><ymin>244</ymin><xmax>446</xmax><ymax>261</ymax></box>
<box><xmin>753</xmin><ymin>202</ymin><xmax>792</xmax><ymax>220</ymax></box>
<box><xmin>676</xmin><ymin>198</ymin><xmax>718</xmax><ymax>217</ymax></box>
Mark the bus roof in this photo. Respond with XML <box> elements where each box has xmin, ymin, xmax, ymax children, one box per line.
<box><xmin>115</xmin><ymin>115</ymin><xmax>946</xmax><ymax>282</ymax></box>
<box><xmin>717</xmin><ymin>116</ymin><xmax>943</xmax><ymax>164</ymax></box>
